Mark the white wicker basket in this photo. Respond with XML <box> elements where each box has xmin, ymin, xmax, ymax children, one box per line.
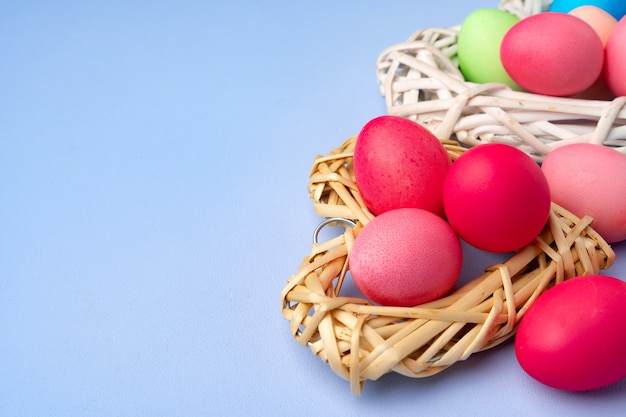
<box><xmin>376</xmin><ymin>0</ymin><xmax>626</xmax><ymax>161</ymax></box>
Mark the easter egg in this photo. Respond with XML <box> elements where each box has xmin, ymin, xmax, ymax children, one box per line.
<box><xmin>541</xmin><ymin>143</ymin><xmax>626</xmax><ymax>243</ymax></box>
<box><xmin>443</xmin><ymin>144</ymin><xmax>551</xmax><ymax>253</ymax></box>
<box><xmin>500</xmin><ymin>12</ymin><xmax>604</xmax><ymax>97</ymax></box>
<box><xmin>353</xmin><ymin>115</ymin><xmax>451</xmax><ymax>216</ymax></box>
<box><xmin>457</xmin><ymin>8</ymin><xmax>522</xmax><ymax>90</ymax></box>
<box><xmin>515</xmin><ymin>275</ymin><xmax>626</xmax><ymax>391</ymax></box>
<box><xmin>568</xmin><ymin>6</ymin><xmax>617</xmax><ymax>100</ymax></box>
<box><xmin>604</xmin><ymin>16</ymin><xmax>626</xmax><ymax>97</ymax></box>
<box><xmin>550</xmin><ymin>0</ymin><xmax>626</xmax><ymax>21</ymax></box>
<box><xmin>349</xmin><ymin>208</ymin><xmax>462</xmax><ymax>307</ymax></box>
<box><xmin>569</xmin><ymin>5</ymin><xmax>618</xmax><ymax>45</ymax></box>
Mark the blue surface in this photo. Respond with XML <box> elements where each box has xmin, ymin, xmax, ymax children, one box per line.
<box><xmin>1</xmin><ymin>1</ymin><xmax>625</xmax><ymax>416</ymax></box>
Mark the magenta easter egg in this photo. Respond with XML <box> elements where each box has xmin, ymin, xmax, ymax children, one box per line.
<box><xmin>353</xmin><ymin>115</ymin><xmax>451</xmax><ymax>216</ymax></box>
<box><xmin>443</xmin><ymin>144</ymin><xmax>551</xmax><ymax>253</ymax></box>
<box><xmin>500</xmin><ymin>12</ymin><xmax>604</xmax><ymax>96</ymax></box>
<box><xmin>541</xmin><ymin>143</ymin><xmax>626</xmax><ymax>243</ymax></box>
<box><xmin>515</xmin><ymin>275</ymin><xmax>626</xmax><ymax>391</ymax></box>
<box><xmin>349</xmin><ymin>208</ymin><xmax>462</xmax><ymax>307</ymax></box>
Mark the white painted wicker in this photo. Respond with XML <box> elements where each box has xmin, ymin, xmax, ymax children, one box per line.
<box><xmin>376</xmin><ymin>0</ymin><xmax>626</xmax><ymax>161</ymax></box>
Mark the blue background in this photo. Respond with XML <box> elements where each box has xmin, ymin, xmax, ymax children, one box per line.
<box><xmin>2</xmin><ymin>1</ymin><xmax>625</xmax><ymax>416</ymax></box>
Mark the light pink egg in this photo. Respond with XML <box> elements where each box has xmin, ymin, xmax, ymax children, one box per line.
<box><xmin>541</xmin><ymin>143</ymin><xmax>626</xmax><ymax>243</ymax></box>
<box><xmin>500</xmin><ymin>12</ymin><xmax>604</xmax><ymax>96</ymax></box>
<box><xmin>569</xmin><ymin>6</ymin><xmax>618</xmax><ymax>99</ymax></box>
<box><xmin>605</xmin><ymin>16</ymin><xmax>626</xmax><ymax>96</ymax></box>
<box><xmin>569</xmin><ymin>5</ymin><xmax>618</xmax><ymax>46</ymax></box>
<box><xmin>349</xmin><ymin>208</ymin><xmax>462</xmax><ymax>307</ymax></box>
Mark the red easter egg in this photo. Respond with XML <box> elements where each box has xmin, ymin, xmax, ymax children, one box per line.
<box><xmin>500</xmin><ymin>12</ymin><xmax>604</xmax><ymax>96</ymax></box>
<box><xmin>515</xmin><ymin>275</ymin><xmax>626</xmax><ymax>391</ymax></box>
<box><xmin>353</xmin><ymin>115</ymin><xmax>451</xmax><ymax>216</ymax></box>
<box><xmin>443</xmin><ymin>144</ymin><xmax>551</xmax><ymax>253</ymax></box>
<box><xmin>349</xmin><ymin>208</ymin><xmax>462</xmax><ymax>307</ymax></box>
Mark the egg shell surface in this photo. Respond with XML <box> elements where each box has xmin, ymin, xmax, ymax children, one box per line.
<box><xmin>569</xmin><ymin>5</ymin><xmax>618</xmax><ymax>45</ymax></box>
<box><xmin>568</xmin><ymin>6</ymin><xmax>617</xmax><ymax>99</ymax></box>
<box><xmin>550</xmin><ymin>0</ymin><xmax>626</xmax><ymax>21</ymax></box>
<box><xmin>348</xmin><ymin>208</ymin><xmax>462</xmax><ymax>307</ymax></box>
<box><xmin>457</xmin><ymin>8</ymin><xmax>522</xmax><ymax>90</ymax></box>
<box><xmin>443</xmin><ymin>144</ymin><xmax>551</xmax><ymax>253</ymax></box>
<box><xmin>541</xmin><ymin>143</ymin><xmax>626</xmax><ymax>243</ymax></box>
<box><xmin>353</xmin><ymin>115</ymin><xmax>451</xmax><ymax>216</ymax></box>
<box><xmin>515</xmin><ymin>275</ymin><xmax>626</xmax><ymax>391</ymax></box>
<box><xmin>500</xmin><ymin>12</ymin><xmax>604</xmax><ymax>97</ymax></box>
<box><xmin>604</xmin><ymin>16</ymin><xmax>626</xmax><ymax>97</ymax></box>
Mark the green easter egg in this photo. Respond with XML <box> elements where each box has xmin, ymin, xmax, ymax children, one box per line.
<box><xmin>457</xmin><ymin>8</ymin><xmax>524</xmax><ymax>90</ymax></box>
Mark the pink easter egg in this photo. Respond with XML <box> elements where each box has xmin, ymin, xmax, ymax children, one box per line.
<box><xmin>569</xmin><ymin>5</ymin><xmax>618</xmax><ymax>45</ymax></box>
<box><xmin>541</xmin><ymin>143</ymin><xmax>626</xmax><ymax>243</ymax></box>
<box><xmin>353</xmin><ymin>115</ymin><xmax>451</xmax><ymax>216</ymax></box>
<box><xmin>605</xmin><ymin>16</ymin><xmax>626</xmax><ymax>96</ymax></box>
<box><xmin>349</xmin><ymin>208</ymin><xmax>462</xmax><ymax>307</ymax></box>
<box><xmin>500</xmin><ymin>12</ymin><xmax>604</xmax><ymax>96</ymax></box>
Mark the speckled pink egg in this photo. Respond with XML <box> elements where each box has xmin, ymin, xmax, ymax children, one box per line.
<box><xmin>541</xmin><ymin>143</ymin><xmax>626</xmax><ymax>243</ymax></box>
<box><xmin>500</xmin><ymin>12</ymin><xmax>604</xmax><ymax>96</ymax></box>
<box><xmin>353</xmin><ymin>115</ymin><xmax>451</xmax><ymax>216</ymax></box>
<box><xmin>349</xmin><ymin>208</ymin><xmax>462</xmax><ymax>307</ymax></box>
<box><xmin>605</xmin><ymin>16</ymin><xmax>626</xmax><ymax>96</ymax></box>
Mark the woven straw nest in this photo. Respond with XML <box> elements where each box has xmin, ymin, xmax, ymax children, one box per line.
<box><xmin>377</xmin><ymin>0</ymin><xmax>626</xmax><ymax>161</ymax></box>
<box><xmin>280</xmin><ymin>0</ymin><xmax>619</xmax><ymax>395</ymax></box>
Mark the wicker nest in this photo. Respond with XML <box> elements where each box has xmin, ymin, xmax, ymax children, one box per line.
<box><xmin>280</xmin><ymin>136</ymin><xmax>615</xmax><ymax>394</ymax></box>
<box><xmin>280</xmin><ymin>0</ymin><xmax>618</xmax><ymax>395</ymax></box>
<box><xmin>376</xmin><ymin>0</ymin><xmax>626</xmax><ymax>161</ymax></box>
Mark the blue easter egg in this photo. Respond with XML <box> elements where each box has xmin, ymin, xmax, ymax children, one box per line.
<box><xmin>549</xmin><ymin>0</ymin><xmax>626</xmax><ymax>20</ymax></box>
